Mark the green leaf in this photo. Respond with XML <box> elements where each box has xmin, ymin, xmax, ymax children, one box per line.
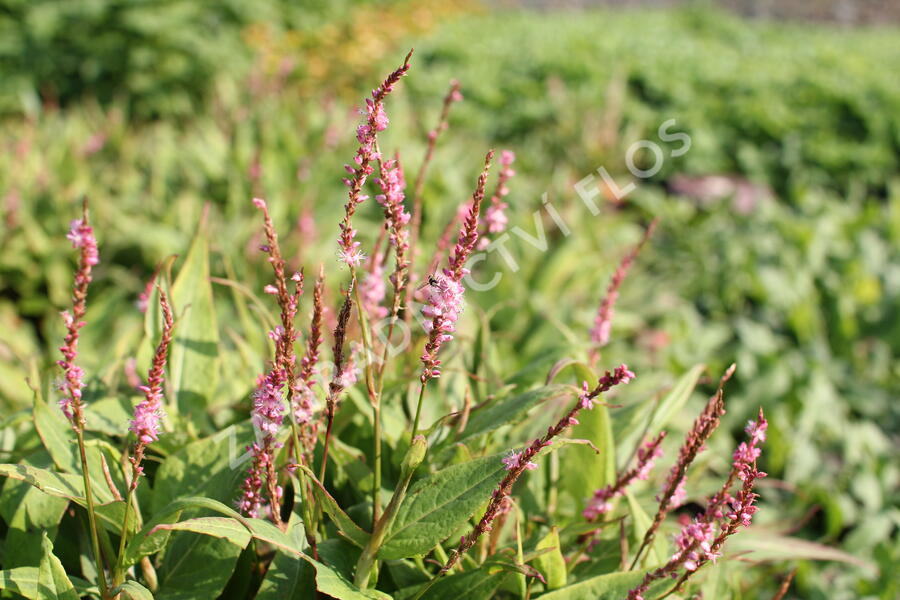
<box><xmin>728</xmin><ymin>531</ymin><xmax>877</xmax><ymax>572</ymax></box>
<box><xmin>257</xmin><ymin>510</ymin><xmax>315</xmax><ymax>600</ymax></box>
<box><xmin>558</xmin><ymin>403</ymin><xmax>615</xmax><ymax>515</ymax></box>
<box><xmin>152</xmin><ymin>423</ymin><xmax>254</xmax><ymax>512</ymax></box>
<box><xmin>115</xmin><ymin>580</ymin><xmax>155</xmax><ymax>600</ymax></box>
<box><xmin>155</xmin><ymin>534</ymin><xmax>242</xmax><ymax>600</ymax></box>
<box><xmin>308</xmin><ymin>558</ymin><xmax>392</xmax><ymax>600</ymax></box>
<box><xmin>0</xmin><ymin>567</ymin><xmax>40</xmax><ymax>599</ymax></box>
<box><xmin>458</xmin><ymin>385</ymin><xmax>570</xmax><ymax>443</ymax></box>
<box><xmin>301</xmin><ymin>465</ymin><xmax>370</xmax><ymax>549</ymax></box>
<box><xmin>624</xmin><ymin>490</ymin><xmax>665</xmax><ymax>566</ymax></box>
<box><xmin>33</xmin><ymin>396</ymin><xmax>129</xmax><ymax>497</ymax></box>
<box><xmin>534</xmin><ymin>527</ymin><xmax>566</xmax><ymax>590</ymax></box>
<box><xmin>536</xmin><ymin>570</ymin><xmax>665</xmax><ymax>600</ymax></box>
<box><xmin>379</xmin><ymin>455</ymin><xmax>506</xmax><ymax>560</ymax></box>
<box><xmin>38</xmin><ymin>532</ymin><xmax>79</xmax><ymax>600</ymax></box>
<box><xmin>404</xmin><ymin>567</ymin><xmax>508</xmax><ymax>600</ymax></box>
<box><xmin>646</xmin><ymin>364</ymin><xmax>705</xmax><ymax>436</ymax></box>
<box><xmin>152</xmin><ymin>517</ymin><xmax>252</xmax><ymax>548</ymax></box>
<box><xmin>0</xmin><ymin>463</ymin><xmax>132</xmax><ymax>533</ymax></box>
<box><xmin>124</xmin><ymin>496</ymin><xmax>248</xmax><ymax>565</ymax></box>
<box><xmin>168</xmin><ymin>216</ymin><xmax>219</xmax><ymax>432</ymax></box>
<box><xmin>0</xmin><ymin>452</ymin><xmax>68</xmax><ymax>568</ymax></box>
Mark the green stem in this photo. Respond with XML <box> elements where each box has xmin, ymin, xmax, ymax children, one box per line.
<box><xmin>353</xmin><ymin>436</ymin><xmax>426</xmax><ymax>588</ymax></box>
<box><xmin>75</xmin><ymin>428</ymin><xmax>109</xmax><ymax>597</ymax></box>
<box><xmin>410</xmin><ymin>382</ymin><xmax>428</xmax><ymax>445</ymax></box>
<box><xmin>351</xmin><ymin>278</ymin><xmax>382</xmax><ymax>522</ymax></box>
<box><xmin>112</xmin><ymin>486</ymin><xmax>134</xmax><ymax>586</ymax></box>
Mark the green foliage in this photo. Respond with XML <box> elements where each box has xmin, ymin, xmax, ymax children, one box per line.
<box><xmin>0</xmin><ymin>5</ymin><xmax>897</xmax><ymax>600</ymax></box>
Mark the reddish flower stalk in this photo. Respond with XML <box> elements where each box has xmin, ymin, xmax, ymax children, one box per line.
<box><xmin>239</xmin><ymin>368</ymin><xmax>288</xmax><ymax>523</ymax></box>
<box><xmin>588</xmin><ymin>219</ymin><xmax>658</xmax><ymax>366</ymax></box>
<box><xmin>583</xmin><ymin>432</ymin><xmax>666</xmax><ymax>520</ymax></box>
<box><xmin>128</xmin><ymin>289</ymin><xmax>174</xmax><ymax>490</ymax></box>
<box><xmin>242</xmin><ymin>198</ymin><xmax>305</xmax><ymax>526</ymax></box>
<box><xmin>631</xmin><ymin>364</ymin><xmax>736</xmax><ymax>569</ymax></box>
<box><xmin>57</xmin><ymin>201</ymin><xmax>108</xmax><ymax>595</ymax></box>
<box><xmin>414</xmin><ymin>365</ymin><xmax>635</xmax><ymax>597</ymax></box>
<box><xmin>58</xmin><ymin>205</ymin><xmax>100</xmax><ymax>428</ymax></box>
<box><xmin>426</xmin><ymin>149</ymin><xmax>517</xmax><ymax>273</ymax></box>
<box><xmin>295</xmin><ymin>266</ymin><xmax>325</xmax><ymax>451</ymax></box>
<box><xmin>407</xmin><ymin>79</ymin><xmax>463</xmax><ymax>314</ymax></box>
<box><xmin>319</xmin><ymin>284</ymin><xmax>355</xmax><ymax>481</ymax></box>
<box><xmin>375</xmin><ymin>155</ymin><xmax>411</xmax><ymax>320</ymax></box>
<box><xmin>419</xmin><ymin>150</ymin><xmax>494</xmax><ymax>384</ymax></box>
<box><xmin>338</xmin><ymin>51</ymin><xmax>412</xmax><ymax>267</ymax></box>
<box><xmin>627</xmin><ymin>412</ymin><xmax>767</xmax><ymax>600</ymax></box>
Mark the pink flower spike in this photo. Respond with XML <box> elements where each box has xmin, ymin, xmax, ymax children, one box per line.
<box><xmin>502</xmin><ymin>451</ymin><xmax>538</xmax><ymax>472</ymax></box>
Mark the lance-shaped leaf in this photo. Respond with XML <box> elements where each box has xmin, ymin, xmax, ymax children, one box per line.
<box><xmin>457</xmin><ymin>385</ymin><xmax>570</xmax><ymax>443</ymax></box>
<box><xmin>534</xmin><ymin>527</ymin><xmax>566</xmax><ymax>590</ymax></box>
<box><xmin>537</xmin><ymin>570</ymin><xmax>668</xmax><ymax>600</ymax></box>
<box><xmin>379</xmin><ymin>454</ymin><xmax>506</xmax><ymax>560</ymax></box>
<box><xmin>301</xmin><ymin>465</ymin><xmax>370</xmax><ymax>549</ymax></box>
<box><xmin>168</xmin><ymin>214</ymin><xmax>219</xmax><ymax>432</ymax></box>
<box><xmin>38</xmin><ymin>532</ymin><xmax>79</xmax><ymax>600</ymax></box>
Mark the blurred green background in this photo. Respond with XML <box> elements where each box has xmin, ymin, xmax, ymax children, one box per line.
<box><xmin>0</xmin><ymin>1</ymin><xmax>897</xmax><ymax>598</ymax></box>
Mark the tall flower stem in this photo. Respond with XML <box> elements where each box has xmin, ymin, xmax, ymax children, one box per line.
<box><xmin>351</xmin><ymin>270</ymin><xmax>383</xmax><ymax>521</ymax></box>
<box><xmin>409</xmin><ymin>382</ymin><xmax>428</xmax><ymax>445</ymax></box>
<box><xmin>76</xmin><ymin>429</ymin><xmax>109</xmax><ymax>596</ymax></box>
<box><xmin>58</xmin><ymin>204</ymin><xmax>107</xmax><ymax>597</ymax></box>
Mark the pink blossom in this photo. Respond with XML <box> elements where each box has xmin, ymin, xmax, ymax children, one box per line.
<box><xmin>419</xmin><ymin>272</ymin><xmax>465</xmax><ymax>381</ymax></box>
<box><xmin>251</xmin><ymin>369</ymin><xmax>287</xmax><ymax>438</ymax></box>
<box><xmin>338</xmin><ymin>53</ymin><xmax>411</xmax><ymax>269</ymax></box>
<box><xmin>502</xmin><ymin>450</ymin><xmax>538</xmax><ymax>472</ymax></box>
<box><xmin>130</xmin><ymin>394</ymin><xmax>164</xmax><ymax>444</ymax></box>
<box><xmin>66</xmin><ymin>219</ymin><xmax>99</xmax><ymax>266</ymax></box>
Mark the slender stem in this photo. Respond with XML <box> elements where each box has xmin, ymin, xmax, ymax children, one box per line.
<box><xmin>410</xmin><ymin>382</ymin><xmax>428</xmax><ymax>445</ymax></box>
<box><xmin>351</xmin><ymin>278</ymin><xmax>382</xmax><ymax>522</ymax></box>
<box><xmin>318</xmin><ymin>409</ymin><xmax>335</xmax><ymax>482</ymax></box>
<box><xmin>113</xmin><ymin>486</ymin><xmax>134</xmax><ymax>585</ymax></box>
<box><xmin>75</xmin><ymin>429</ymin><xmax>109</xmax><ymax>597</ymax></box>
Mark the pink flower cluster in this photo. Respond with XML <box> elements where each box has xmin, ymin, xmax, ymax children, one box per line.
<box><xmin>238</xmin><ymin>368</ymin><xmax>288</xmax><ymax>517</ymax></box>
<box><xmin>130</xmin><ymin>389</ymin><xmax>164</xmax><ymax>445</ymax></box>
<box><xmin>338</xmin><ymin>53</ymin><xmax>411</xmax><ymax>267</ymax></box>
<box><xmin>502</xmin><ymin>450</ymin><xmax>538</xmax><ymax>472</ymax></box>
<box><xmin>251</xmin><ymin>369</ymin><xmax>287</xmax><ymax>438</ymax></box>
<box><xmin>237</xmin><ymin>442</ymin><xmax>268</xmax><ymax>518</ymax></box>
<box><xmin>375</xmin><ymin>158</ymin><xmax>411</xmax><ymax>256</ymax></box>
<box><xmin>293</xmin><ymin>270</ymin><xmax>324</xmax><ymax>432</ymax></box>
<box><xmin>627</xmin><ymin>407</ymin><xmax>767</xmax><ymax>600</ymax></box>
<box><xmin>66</xmin><ymin>218</ymin><xmax>99</xmax><ymax>267</ymax></box>
<box><xmin>58</xmin><ymin>215</ymin><xmax>99</xmax><ymax>425</ymax></box>
<box><xmin>420</xmin><ymin>152</ymin><xmax>494</xmax><ymax>383</ymax></box>
<box><xmin>674</xmin><ymin>520</ymin><xmax>717</xmax><ymax>572</ymax></box>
